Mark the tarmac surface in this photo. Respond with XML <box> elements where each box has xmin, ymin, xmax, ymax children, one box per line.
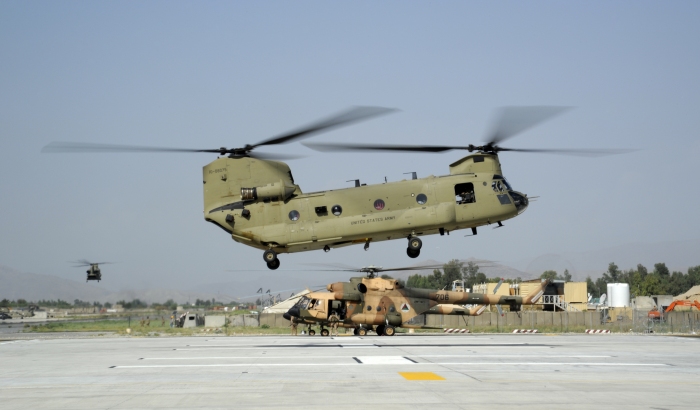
<box><xmin>1</xmin><ymin>333</ymin><xmax>699</xmax><ymax>410</ymax></box>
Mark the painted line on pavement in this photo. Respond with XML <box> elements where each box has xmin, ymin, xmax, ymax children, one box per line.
<box><xmin>110</xmin><ymin>362</ymin><xmax>667</xmax><ymax>369</ymax></box>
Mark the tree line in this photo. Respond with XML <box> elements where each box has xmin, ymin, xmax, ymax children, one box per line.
<box><xmin>585</xmin><ymin>263</ymin><xmax>700</xmax><ymax>298</ymax></box>
<box><xmin>406</xmin><ymin>260</ymin><xmax>511</xmax><ymax>291</ymax></box>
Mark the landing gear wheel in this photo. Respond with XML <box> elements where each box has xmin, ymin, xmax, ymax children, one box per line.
<box><xmin>353</xmin><ymin>328</ymin><xmax>359</xmax><ymax>335</ymax></box>
<box><xmin>266</xmin><ymin>259</ymin><xmax>280</xmax><ymax>270</ymax></box>
<box><xmin>408</xmin><ymin>237</ymin><xmax>422</xmax><ymax>251</ymax></box>
<box><xmin>375</xmin><ymin>325</ymin><xmax>385</xmax><ymax>336</ymax></box>
<box><xmin>407</xmin><ymin>248</ymin><xmax>420</xmax><ymax>258</ymax></box>
<box><xmin>321</xmin><ymin>329</ymin><xmax>329</xmax><ymax>337</ymax></box>
<box><xmin>357</xmin><ymin>328</ymin><xmax>367</xmax><ymax>336</ymax></box>
<box><xmin>384</xmin><ymin>326</ymin><xmax>396</xmax><ymax>336</ymax></box>
<box><xmin>309</xmin><ymin>329</ymin><xmax>316</xmax><ymax>336</ymax></box>
<box><xmin>263</xmin><ymin>249</ymin><xmax>278</xmax><ymax>263</ymax></box>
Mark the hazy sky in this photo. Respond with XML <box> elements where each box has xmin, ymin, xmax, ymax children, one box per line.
<box><xmin>1</xmin><ymin>1</ymin><xmax>699</xmax><ymax>293</ymax></box>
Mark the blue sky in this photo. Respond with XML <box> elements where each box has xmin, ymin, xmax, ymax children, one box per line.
<box><xmin>1</xmin><ymin>1</ymin><xmax>699</xmax><ymax>292</ymax></box>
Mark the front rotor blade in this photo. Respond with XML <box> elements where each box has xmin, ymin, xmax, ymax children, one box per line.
<box><xmin>487</xmin><ymin>106</ymin><xmax>572</xmax><ymax>145</ymax></box>
<box><xmin>304</xmin><ymin>142</ymin><xmax>468</xmax><ymax>153</ymax></box>
<box><xmin>248</xmin><ymin>151</ymin><xmax>305</xmax><ymax>161</ymax></box>
<box><xmin>252</xmin><ymin>106</ymin><xmax>397</xmax><ymax>148</ymax></box>
<box><xmin>377</xmin><ymin>264</ymin><xmax>446</xmax><ymax>273</ymax></box>
<box><xmin>498</xmin><ymin>147</ymin><xmax>636</xmax><ymax>157</ymax></box>
<box><xmin>42</xmin><ymin>142</ymin><xmax>222</xmax><ymax>154</ymax></box>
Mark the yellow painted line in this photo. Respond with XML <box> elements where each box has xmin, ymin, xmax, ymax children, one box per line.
<box><xmin>399</xmin><ymin>372</ymin><xmax>445</xmax><ymax>381</ymax></box>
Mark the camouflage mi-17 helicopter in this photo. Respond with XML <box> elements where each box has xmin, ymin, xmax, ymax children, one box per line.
<box><xmin>71</xmin><ymin>259</ymin><xmax>113</xmax><ymax>282</ymax></box>
<box><xmin>44</xmin><ymin>106</ymin><xmax>628</xmax><ymax>270</ymax></box>
<box><xmin>282</xmin><ymin>265</ymin><xmax>550</xmax><ymax>336</ymax></box>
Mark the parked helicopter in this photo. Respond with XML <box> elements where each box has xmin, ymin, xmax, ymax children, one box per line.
<box><xmin>282</xmin><ymin>265</ymin><xmax>550</xmax><ymax>336</ymax></box>
<box><xmin>43</xmin><ymin>106</ymin><xmax>629</xmax><ymax>270</ymax></box>
<box><xmin>71</xmin><ymin>259</ymin><xmax>113</xmax><ymax>282</ymax></box>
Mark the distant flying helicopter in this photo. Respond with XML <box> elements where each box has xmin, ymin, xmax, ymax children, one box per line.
<box><xmin>71</xmin><ymin>259</ymin><xmax>113</xmax><ymax>282</ymax></box>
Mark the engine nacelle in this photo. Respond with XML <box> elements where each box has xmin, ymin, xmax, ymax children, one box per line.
<box><xmin>241</xmin><ymin>180</ymin><xmax>295</xmax><ymax>201</ymax></box>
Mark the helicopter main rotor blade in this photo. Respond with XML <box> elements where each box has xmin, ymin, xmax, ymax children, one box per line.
<box><xmin>496</xmin><ymin>147</ymin><xmax>636</xmax><ymax>157</ymax></box>
<box><xmin>486</xmin><ymin>106</ymin><xmax>572</xmax><ymax>145</ymax></box>
<box><xmin>303</xmin><ymin>142</ymin><xmax>469</xmax><ymax>153</ymax></box>
<box><xmin>42</xmin><ymin>142</ymin><xmax>222</xmax><ymax>154</ymax></box>
<box><xmin>251</xmin><ymin>106</ymin><xmax>397</xmax><ymax>149</ymax></box>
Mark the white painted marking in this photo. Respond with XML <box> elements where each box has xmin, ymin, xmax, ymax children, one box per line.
<box><xmin>111</xmin><ymin>362</ymin><xmax>668</xmax><ymax>369</ymax></box>
<box><xmin>140</xmin><ymin>354</ymin><xmax>611</xmax><ymax>360</ymax></box>
<box><xmin>340</xmin><ymin>344</ymin><xmax>379</xmax><ymax>348</ymax></box>
<box><xmin>354</xmin><ymin>356</ymin><xmax>415</xmax><ymax>364</ymax></box>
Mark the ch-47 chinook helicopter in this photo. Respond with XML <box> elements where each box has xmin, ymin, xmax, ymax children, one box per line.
<box><xmin>283</xmin><ymin>265</ymin><xmax>550</xmax><ymax>336</ymax></box>
<box><xmin>71</xmin><ymin>259</ymin><xmax>113</xmax><ymax>282</ymax></box>
<box><xmin>43</xmin><ymin>106</ymin><xmax>629</xmax><ymax>270</ymax></box>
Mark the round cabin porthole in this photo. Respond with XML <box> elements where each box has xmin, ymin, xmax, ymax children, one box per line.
<box><xmin>374</xmin><ymin>199</ymin><xmax>385</xmax><ymax>210</ymax></box>
<box><xmin>416</xmin><ymin>193</ymin><xmax>427</xmax><ymax>205</ymax></box>
<box><xmin>331</xmin><ymin>205</ymin><xmax>342</xmax><ymax>216</ymax></box>
<box><xmin>288</xmin><ymin>210</ymin><xmax>300</xmax><ymax>221</ymax></box>
<box><xmin>376</xmin><ymin>306</ymin><xmax>382</xmax><ymax>312</ymax></box>
<box><xmin>367</xmin><ymin>306</ymin><xmax>372</xmax><ymax>311</ymax></box>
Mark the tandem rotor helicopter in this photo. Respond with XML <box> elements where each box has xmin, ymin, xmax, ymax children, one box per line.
<box><xmin>44</xmin><ymin>106</ymin><xmax>629</xmax><ymax>270</ymax></box>
<box><xmin>71</xmin><ymin>259</ymin><xmax>114</xmax><ymax>282</ymax></box>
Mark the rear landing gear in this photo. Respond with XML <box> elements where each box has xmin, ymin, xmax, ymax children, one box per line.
<box><xmin>406</xmin><ymin>236</ymin><xmax>422</xmax><ymax>258</ymax></box>
<box><xmin>263</xmin><ymin>249</ymin><xmax>280</xmax><ymax>270</ymax></box>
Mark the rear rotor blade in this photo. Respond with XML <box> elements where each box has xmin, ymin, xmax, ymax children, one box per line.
<box><xmin>497</xmin><ymin>147</ymin><xmax>636</xmax><ymax>157</ymax></box>
<box><xmin>252</xmin><ymin>106</ymin><xmax>396</xmax><ymax>148</ymax></box>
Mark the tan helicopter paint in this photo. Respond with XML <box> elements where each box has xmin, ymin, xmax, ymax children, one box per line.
<box><xmin>203</xmin><ymin>153</ymin><xmax>527</xmax><ymax>255</ymax></box>
<box><xmin>287</xmin><ymin>276</ymin><xmax>550</xmax><ymax>333</ymax></box>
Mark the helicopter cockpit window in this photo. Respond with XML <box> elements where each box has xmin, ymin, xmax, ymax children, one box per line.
<box><xmin>416</xmin><ymin>193</ymin><xmax>427</xmax><ymax>205</ymax></box>
<box><xmin>295</xmin><ymin>296</ymin><xmax>311</xmax><ymax>309</ymax></box>
<box><xmin>288</xmin><ymin>210</ymin><xmax>300</xmax><ymax>221</ymax></box>
<box><xmin>454</xmin><ymin>183</ymin><xmax>475</xmax><ymax>204</ymax></box>
<box><xmin>493</xmin><ymin>175</ymin><xmax>513</xmax><ymax>191</ymax></box>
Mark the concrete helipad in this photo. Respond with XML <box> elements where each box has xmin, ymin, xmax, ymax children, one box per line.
<box><xmin>1</xmin><ymin>334</ymin><xmax>699</xmax><ymax>409</ymax></box>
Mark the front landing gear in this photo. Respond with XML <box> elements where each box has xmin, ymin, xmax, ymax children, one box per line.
<box><xmin>263</xmin><ymin>249</ymin><xmax>280</xmax><ymax>270</ymax></box>
<box><xmin>406</xmin><ymin>236</ymin><xmax>422</xmax><ymax>258</ymax></box>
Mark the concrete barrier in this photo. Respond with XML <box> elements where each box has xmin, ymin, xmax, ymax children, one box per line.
<box><xmin>204</xmin><ymin>315</ymin><xmax>226</xmax><ymax>327</ymax></box>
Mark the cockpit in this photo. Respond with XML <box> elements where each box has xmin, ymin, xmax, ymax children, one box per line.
<box><xmin>493</xmin><ymin>175</ymin><xmax>528</xmax><ymax>214</ymax></box>
<box><xmin>294</xmin><ymin>296</ymin><xmax>315</xmax><ymax>309</ymax></box>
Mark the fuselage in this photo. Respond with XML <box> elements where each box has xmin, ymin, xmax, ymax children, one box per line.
<box><xmin>203</xmin><ymin>153</ymin><xmax>528</xmax><ymax>254</ymax></box>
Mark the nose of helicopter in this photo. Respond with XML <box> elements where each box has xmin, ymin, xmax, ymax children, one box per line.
<box><xmin>285</xmin><ymin>306</ymin><xmax>300</xmax><ymax>320</ymax></box>
<box><xmin>510</xmin><ymin>191</ymin><xmax>529</xmax><ymax>214</ymax></box>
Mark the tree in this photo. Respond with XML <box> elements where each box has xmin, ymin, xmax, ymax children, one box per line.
<box><xmin>585</xmin><ymin>276</ymin><xmax>598</xmax><ymax>298</ymax></box>
<box><xmin>540</xmin><ymin>270</ymin><xmax>558</xmax><ymax>281</ymax></box>
<box><xmin>463</xmin><ymin>261</ymin><xmax>486</xmax><ymax>290</ymax></box>
<box><xmin>562</xmin><ymin>269</ymin><xmax>572</xmax><ymax>282</ymax></box>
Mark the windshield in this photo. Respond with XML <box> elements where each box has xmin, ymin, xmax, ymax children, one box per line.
<box><xmin>294</xmin><ymin>296</ymin><xmax>311</xmax><ymax>309</ymax></box>
<box><xmin>492</xmin><ymin>175</ymin><xmax>513</xmax><ymax>191</ymax></box>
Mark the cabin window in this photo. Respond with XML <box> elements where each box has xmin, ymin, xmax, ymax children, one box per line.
<box><xmin>288</xmin><ymin>210</ymin><xmax>300</xmax><ymax>221</ymax></box>
<box><xmin>373</xmin><ymin>199</ymin><xmax>385</xmax><ymax>211</ymax></box>
<box><xmin>367</xmin><ymin>306</ymin><xmax>372</xmax><ymax>311</ymax></box>
<box><xmin>332</xmin><ymin>205</ymin><xmax>342</xmax><ymax>216</ymax></box>
<box><xmin>389</xmin><ymin>306</ymin><xmax>396</xmax><ymax>313</ymax></box>
<box><xmin>454</xmin><ymin>183</ymin><xmax>475</xmax><ymax>204</ymax></box>
<box><xmin>416</xmin><ymin>193</ymin><xmax>427</xmax><ymax>205</ymax></box>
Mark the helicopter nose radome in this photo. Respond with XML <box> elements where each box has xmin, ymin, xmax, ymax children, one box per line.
<box><xmin>286</xmin><ymin>306</ymin><xmax>300</xmax><ymax>318</ymax></box>
<box><xmin>510</xmin><ymin>191</ymin><xmax>529</xmax><ymax>214</ymax></box>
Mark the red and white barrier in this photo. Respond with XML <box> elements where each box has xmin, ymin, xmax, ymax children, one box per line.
<box><xmin>511</xmin><ymin>329</ymin><xmax>539</xmax><ymax>333</ymax></box>
<box><xmin>443</xmin><ymin>328</ymin><xmax>470</xmax><ymax>333</ymax></box>
<box><xmin>585</xmin><ymin>329</ymin><xmax>611</xmax><ymax>334</ymax></box>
